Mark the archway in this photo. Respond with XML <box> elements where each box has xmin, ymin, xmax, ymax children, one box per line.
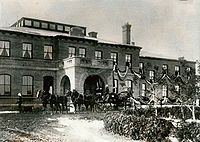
<box><xmin>60</xmin><ymin>75</ymin><xmax>71</xmax><ymax>95</ymax></box>
<box><xmin>84</xmin><ymin>75</ymin><xmax>105</xmax><ymax>95</ymax></box>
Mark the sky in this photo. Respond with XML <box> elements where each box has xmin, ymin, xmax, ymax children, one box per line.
<box><xmin>0</xmin><ymin>0</ymin><xmax>199</xmax><ymax>61</ymax></box>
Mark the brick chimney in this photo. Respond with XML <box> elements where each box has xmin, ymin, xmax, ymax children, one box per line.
<box><xmin>88</xmin><ymin>32</ymin><xmax>98</xmax><ymax>38</ymax></box>
<box><xmin>122</xmin><ymin>22</ymin><xmax>131</xmax><ymax>44</ymax></box>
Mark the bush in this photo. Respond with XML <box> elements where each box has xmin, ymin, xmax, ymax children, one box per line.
<box><xmin>103</xmin><ymin>111</ymin><xmax>175</xmax><ymax>141</ymax></box>
<box><xmin>176</xmin><ymin>121</ymin><xmax>200</xmax><ymax>142</ymax></box>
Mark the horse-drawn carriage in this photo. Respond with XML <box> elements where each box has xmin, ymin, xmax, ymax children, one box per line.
<box><xmin>37</xmin><ymin>88</ymin><xmax>139</xmax><ymax>113</ymax></box>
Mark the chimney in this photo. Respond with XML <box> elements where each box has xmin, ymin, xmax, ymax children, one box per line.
<box><xmin>88</xmin><ymin>32</ymin><xmax>98</xmax><ymax>38</ymax></box>
<box><xmin>122</xmin><ymin>22</ymin><xmax>131</xmax><ymax>44</ymax></box>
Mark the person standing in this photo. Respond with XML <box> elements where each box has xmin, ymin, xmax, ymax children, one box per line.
<box><xmin>17</xmin><ymin>93</ymin><xmax>22</xmax><ymax>113</ymax></box>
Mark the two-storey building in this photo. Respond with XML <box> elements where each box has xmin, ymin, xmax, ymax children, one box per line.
<box><xmin>0</xmin><ymin>17</ymin><xmax>141</xmax><ymax>105</ymax></box>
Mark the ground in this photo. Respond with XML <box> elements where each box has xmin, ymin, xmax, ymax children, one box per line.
<box><xmin>0</xmin><ymin>111</ymin><xmax>136</xmax><ymax>142</ymax></box>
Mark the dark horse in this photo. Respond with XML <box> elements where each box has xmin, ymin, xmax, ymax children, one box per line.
<box><xmin>37</xmin><ymin>90</ymin><xmax>68</xmax><ymax>113</ymax></box>
<box><xmin>70</xmin><ymin>89</ymin><xmax>85</xmax><ymax>112</ymax></box>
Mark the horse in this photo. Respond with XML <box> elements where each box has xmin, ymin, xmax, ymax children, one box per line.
<box><xmin>70</xmin><ymin>89</ymin><xmax>85</xmax><ymax>112</ymax></box>
<box><xmin>37</xmin><ymin>90</ymin><xmax>51</xmax><ymax>110</ymax></box>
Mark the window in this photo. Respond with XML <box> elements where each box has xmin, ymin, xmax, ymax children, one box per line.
<box><xmin>175</xmin><ymin>66</ymin><xmax>180</xmax><ymax>76</ymax></box>
<box><xmin>149</xmin><ymin>70</ymin><xmax>155</xmax><ymax>81</ymax></box>
<box><xmin>57</xmin><ymin>25</ymin><xmax>63</xmax><ymax>31</ymax></box>
<box><xmin>33</xmin><ymin>21</ymin><xmax>40</xmax><ymax>27</ymax></box>
<box><xmin>125</xmin><ymin>80</ymin><xmax>132</xmax><ymax>90</ymax></box>
<box><xmin>24</xmin><ymin>20</ymin><xmax>32</xmax><ymax>26</ymax></box>
<box><xmin>22</xmin><ymin>43</ymin><xmax>32</xmax><ymax>58</ymax></box>
<box><xmin>141</xmin><ymin>83</ymin><xmax>146</xmax><ymax>96</ymax></box>
<box><xmin>64</xmin><ymin>26</ymin><xmax>70</xmax><ymax>34</ymax></box>
<box><xmin>68</xmin><ymin>47</ymin><xmax>76</xmax><ymax>57</ymax></box>
<box><xmin>44</xmin><ymin>45</ymin><xmax>53</xmax><ymax>59</ymax></box>
<box><xmin>95</xmin><ymin>51</ymin><xmax>102</xmax><ymax>59</ymax></box>
<box><xmin>113</xmin><ymin>79</ymin><xmax>118</xmax><ymax>93</ymax></box>
<box><xmin>0</xmin><ymin>41</ymin><xmax>10</xmax><ymax>56</ymax></box>
<box><xmin>22</xmin><ymin>76</ymin><xmax>33</xmax><ymax>95</ymax></box>
<box><xmin>111</xmin><ymin>52</ymin><xmax>118</xmax><ymax>64</ymax></box>
<box><xmin>162</xmin><ymin>85</ymin><xmax>168</xmax><ymax>97</ymax></box>
<box><xmin>175</xmin><ymin>85</ymin><xmax>180</xmax><ymax>93</ymax></box>
<box><xmin>49</xmin><ymin>24</ymin><xmax>56</xmax><ymax>30</ymax></box>
<box><xmin>41</xmin><ymin>22</ymin><xmax>48</xmax><ymax>29</ymax></box>
<box><xmin>125</xmin><ymin>54</ymin><xmax>132</xmax><ymax>66</ymax></box>
<box><xmin>79</xmin><ymin>48</ymin><xmax>86</xmax><ymax>57</ymax></box>
<box><xmin>0</xmin><ymin>75</ymin><xmax>11</xmax><ymax>95</ymax></box>
<box><xmin>139</xmin><ymin>62</ymin><xmax>144</xmax><ymax>73</ymax></box>
<box><xmin>162</xmin><ymin>64</ymin><xmax>168</xmax><ymax>73</ymax></box>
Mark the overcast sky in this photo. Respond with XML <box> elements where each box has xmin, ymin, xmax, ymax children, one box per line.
<box><xmin>0</xmin><ymin>0</ymin><xmax>199</xmax><ymax>61</ymax></box>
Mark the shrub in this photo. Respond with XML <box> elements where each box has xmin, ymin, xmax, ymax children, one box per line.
<box><xmin>103</xmin><ymin>111</ymin><xmax>175</xmax><ymax>141</ymax></box>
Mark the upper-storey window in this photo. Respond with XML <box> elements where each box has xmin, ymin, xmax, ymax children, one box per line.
<box><xmin>33</xmin><ymin>21</ymin><xmax>40</xmax><ymax>27</ymax></box>
<box><xmin>149</xmin><ymin>70</ymin><xmax>155</xmax><ymax>82</ymax></box>
<box><xmin>22</xmin><ymin>43</ymin><xmax>32</xmax><ymax>58</ymax></box>
<box><xmin>0</xmin><ymin>74</ymin><xmax>11</xmax><ymax>96</ymax></box>
<box><xmin>79</xmin><ymin>48</ymin><xmax>86</xmax><ymax>57</ymax></box>
<box><xmin>111</xmin><ymin>52</ymin><xmax>118</xmax><ymax>64</ymax></box>
<box><xmin>139</xmin><ymin>62</ymin><xmax>144</xmax><ymax>74</ymax></box>
<box><xmin>95</xmin><ymin>50</ymin><xmax>102</xmax><ymax>59</ymax></box>
<box><xmin>68</xmin><ymin>47</ymin><xmax>76</xmax><ymax>57</ymax></box>
<box><xmin>24</xmin><ymin>19</ymin><xmax>32</xmax><ymax>26</ymax></box>
<box><xmin>0</xmin><ymin>41</ymin><xmax>10</xmax><ymax>57</ymax></box>
<box><xmin>162</xmin><ymin>64</ymin><xmax>168</xmax><ymax>73</ymax></box>
<box><xmin>57</xmin><ymin>25</ymin><xmax>63</xmax><ymax>31</ymax></box>
<box><xmin>41</xmin><ymin>22</ymin><xmax>48</xmax><ymax>29</ymax></box>
<box><xmin>125</xmin><ymin>54</ymin><xmax>132</xmax><ymax>66</ymax></box>
<box><xmin>175</xmin><ymin>65</ymin><xmax>180</xmax><ymax>76</ymax></box>
<box><xmin>44</xmin><ymin>45</ymin><xmax>53</xmax><ymax>60</ymax></box>
<box><xmin>22</xmin><ymin>76</ymin><xmax>33</xmax><ymax>95</ymax></box>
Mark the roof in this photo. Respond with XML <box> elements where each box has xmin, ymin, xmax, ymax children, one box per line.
<box><xmin>0</xmin><ymin>27</ymin><xmax>142</xmax><ymax>49</ymax></box>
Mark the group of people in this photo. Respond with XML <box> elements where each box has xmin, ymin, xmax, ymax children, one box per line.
<box><xmin>16</xmin><ymin>84</ymin><xmax>137</xmax><ymax>113</ymax></box>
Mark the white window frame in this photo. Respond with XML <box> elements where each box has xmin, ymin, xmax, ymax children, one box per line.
<box><xmin>111</xmin><ymin>52</ymin><xmax>118</xmax><ymax>64</ymax></box>
<box><xmin>0</xmin><ymin>40</ymin><xmax>10</xmax><ymax>56</ymax></box>
<box><xmin>22</xmin><ymin>76</ymin><xmax>33</xmax><ymax>95</ymax></box>
<box><xmin>162</xmin><ymin>85</ymin><xmax>168</xmax><ymax>97</ymax></box>
<box><xmin>79</xmin><ymin>48</ymin><xmax>86</xmax><ymax>57</ymax></box>
<box><xmin>44</xmin><ymin>45</ymin><xmax>53</xmax><ymax>60</ymax></box>
<box><xmin>68</xmin><ymin>47</ymin><xmax>76</xmax><ymax>57</ymax></box>
<box><xmin>22</xmin><ymin>43</ymin><xmax>32</xmax><ymax>58</ymax></box>
<box><xmin>125</xmin><ymin>54</ymin><xmax>132</xmax><ymax>66</ymax></box>
<box><xmin>141</xmin><ymin>83</ymin><xmax>146</xmax><ymax>96</ymax></box>
<box><xmin>95</xmin><ymin>50</ymin><xmax>102</xmax><ymax>59</ymax></box>
<box><xmin>149</xmin><ymin>70</ymin><xmax>154</xmax><ymax>81</ymax></box>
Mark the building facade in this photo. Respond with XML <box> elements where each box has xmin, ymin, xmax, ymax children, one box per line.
<box><xmin>0</xmin><ymin>17</ymin><xmax>196</xmax><ymax>105</ymax></box>
<box><xmin>0</xmin><ymin>17</ymin><xmax>141</xmax><ymax>105</ymax></box>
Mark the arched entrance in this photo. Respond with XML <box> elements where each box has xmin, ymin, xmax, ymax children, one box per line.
<box><xmin>84</xmin><ymin>75</ymin><xmax>105</xmax><ymax>95</ymax></box>
<box><xmin>60</xmin><ymin>75</ymin><xmax>71</xmax><ymax>95</ymax></box>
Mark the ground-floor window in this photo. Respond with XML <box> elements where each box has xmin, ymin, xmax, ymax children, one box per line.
<box><xmin>0</xmin><ymin>74</ymin><xmax>11</xmax><ymax>95</ymax></box>
<box><xmin>141</xmin><ymin>83</ymin><xmax>146</xmax><ymax>96</ymax></box>
<box><xmin>162</xmin><ymin>85</ymin><xmax>168</xmax><ymax>97</ymax></box>
<box><xmin>113</xmin><ymin>79</ymin><xmax>118</xmax><ymax>93</ymax></box>
<box><xmin>125</xmin><ymin>80</ymin><xmax>132</xmax><ymax>91</ymax></box>
<box><xmin>22</xmin><ymin>76</ymin><xmax>33</xmax><ymax>95</ymax></box>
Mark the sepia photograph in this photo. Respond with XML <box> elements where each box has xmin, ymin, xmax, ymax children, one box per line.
<box><xmin>0</xmin><ymin>0</ymin><xmax>200</xmax><ymax>141</ymax></box>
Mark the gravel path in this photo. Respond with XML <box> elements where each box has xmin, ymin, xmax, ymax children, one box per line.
<box><xmin>0</xmin><ymin>112</ymin><xmax>137</xmax><ymax>142</ymax></box>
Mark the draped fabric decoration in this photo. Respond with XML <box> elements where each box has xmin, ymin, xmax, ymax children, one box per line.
<box><xmin>113</xmin><ymin>63</ymin><xmax>129</xmax><ymax>81</ymax></box>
